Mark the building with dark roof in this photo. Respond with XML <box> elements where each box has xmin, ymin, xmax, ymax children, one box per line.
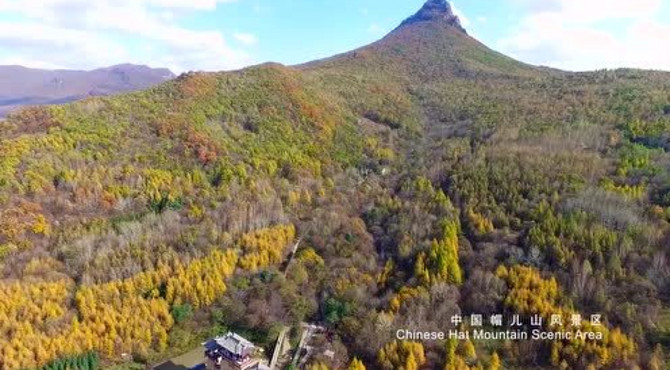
<box><xmin>203</xmin><ymin>332</ymin><xmax>260</xmax><ymax>370</ymax></box>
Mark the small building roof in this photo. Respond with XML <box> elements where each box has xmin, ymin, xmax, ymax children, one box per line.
<box><xmin>204</xmin><ymin>332</ymin><xmax>255</xmax><ymax>356</ymax></box>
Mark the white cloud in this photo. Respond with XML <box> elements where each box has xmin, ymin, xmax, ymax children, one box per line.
<box><xmin>234</xmin><ymin>32</ymin><xmax>258</xmax><ymax>46</ymax></box>
<box><xmin>450</xmin><ymin>2</ymin><xmax>471</xmax><ymax>28</ymax></box>
<box><xmin>143</xmin><ymin>0</ymin><xmax>237</xmax><ymax>10</ymax></box>
<box><xmin>0</xmin><ymin>21</ymin><xmax>130</xmax><ymax>69</ymax></box>
<box><xmin>498</xmin><ymin>0</ymin><xmax>670</xmax><ymax>71</ymax></box>
<box><xmin>368</xmin><ymin>23</ymin><xmax>385</xmax><ymax>35</ymax></box>
<box><xmin>0</xmin><ymin>0</ymin><xmax>238</xmax><ymax>12</ymax></box>
<box><xmin>508</xmin><ymin>0</ymin><xmax>662</xmax><ymax>22</ymax></box>
<box><xmin>0</xmin><ymin>0</ymin><xmax>253</xmax><ymax>73</ymax></box>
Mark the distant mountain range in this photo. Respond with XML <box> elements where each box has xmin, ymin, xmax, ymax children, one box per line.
<box><xmin>0</xmin><ymin>64</ymin><xmax>175</xmax><ymax>117</ymax></box>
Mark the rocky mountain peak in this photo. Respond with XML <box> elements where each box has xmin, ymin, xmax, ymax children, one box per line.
<box><xmin>396</xmin><ymin>0</ymin><xmax>466</xmax><ymax>33</ymax></box>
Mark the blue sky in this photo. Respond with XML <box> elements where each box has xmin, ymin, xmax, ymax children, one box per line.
<box><xmin>0</xmin><ymin>0</ymin><xmax>668</xmax><ymax>73</ymax></box>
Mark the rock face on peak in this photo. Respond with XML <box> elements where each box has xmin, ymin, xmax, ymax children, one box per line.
<box><xmin>396</xmin><ymin>0</ymin><xmax>466</xmax><ymax>33</ymax></box>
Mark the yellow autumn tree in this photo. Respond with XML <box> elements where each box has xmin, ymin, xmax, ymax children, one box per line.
<box><xmin>237</xmin><ymin>224</ymin><xmax>296</xmax><ymax>271</ymax></box>
<box><xmin>417</xmin><ymin>219</ymin><xmax>462</xmax><ymax>286</ymax></box>
<box><xmin>307</xmin><ymin>362</ymin><xmax>331</xmax><ymax>370</ymax></box>
<box><xmin>348</xmin><ymin>357</ymin><xmax>366</xmax><ymax>370</ymax></box>
<box><xmin>467</xmin><ymin>208</ymin><xmax>494</xmax><ymax>234</ymax></box>
<box><xmin>165</xmin><ymin>249</ymin><xmax>238</xmax><ymax>307</ymax></box>
<box><xmin>498</xmin><ymin>265</ymin><xmax>636</xmax><ymax>368</ymax></box>
<box><xmin>377</xmin><ymin>341</ymin><xmax>426</xmax><ymax>370</ymax></box>
<box><xmin>487</xmin><ymin>352</ymin><xmax>501</xmax><ymax>370</ymax></box>
<box><xmin>0</xmin><ymin>243</ymin><xmax>243</xmax><ymax>369</ymax></box>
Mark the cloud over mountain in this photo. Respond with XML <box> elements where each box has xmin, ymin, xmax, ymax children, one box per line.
<box><xmin>498</xmin><ymin>0</ymin><xmax>670</xmax><ymax>71</ymax></box>
<box><xmin>0</xmin><ymin>0</ymin><xmax>255</xmax><ymax>73</ymax></box>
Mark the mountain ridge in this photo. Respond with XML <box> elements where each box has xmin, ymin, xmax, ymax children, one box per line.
<box><xmin>0</xmin><ymin>63</ymin><xmax>175</xmax><ymax>118</ymax></box>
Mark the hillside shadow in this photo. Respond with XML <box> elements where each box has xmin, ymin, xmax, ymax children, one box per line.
<box><xmin>153</xmin><ymin>361</ymin><xmax>189</xmax><ymax>370</ymax></box>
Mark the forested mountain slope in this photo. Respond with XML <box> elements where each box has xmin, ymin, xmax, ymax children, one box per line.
<box><xmin>1</xmin><ymin>0</ymin><xmax>670</xmax><ymax>369</ymax></box>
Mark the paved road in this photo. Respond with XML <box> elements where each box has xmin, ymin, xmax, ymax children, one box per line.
<box><xmin>291</xmin><ymin>326</ymin><xmax>311</xmax><ymax>368</ymax></box>
<box><xmin>269</xmin><ymin>326</ymin><xmax>290</xmax><ymax>370</ymax></box>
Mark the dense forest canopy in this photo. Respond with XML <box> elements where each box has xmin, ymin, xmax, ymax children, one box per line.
<box><xmin>1</xmin><ymin>0</ymin><xmax>670</xmax><ymax>369</ymax></box>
